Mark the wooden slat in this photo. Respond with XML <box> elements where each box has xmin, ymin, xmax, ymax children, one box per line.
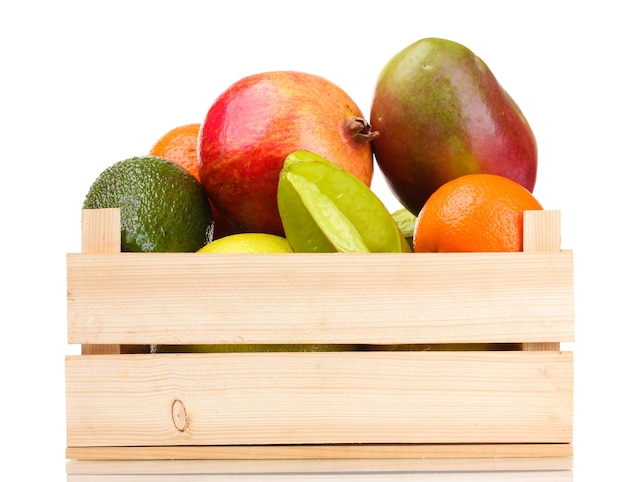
<box><xmin>524</xmin><ymin>210</ymin><xmax>561</xmax><ymax>253</ymax></box>
<box><xmin>66</xmin><ymin>351</ymin><xmax>573</xmax><ymax>448</ymax></box>
<box><xmin>69</xmin><ymin>208</ymin><xmax>573</xmax><ymax>346</ymax></box>
<box><xmin>66</xmin><ymin>445</ymin><xmax>573</xmax><ymax>463</ymax></box>
<box><xmin>81</xmin><ymin>208</ymin><xmax>121</xmax><ymax>254</ymax></box>
<box><xmin>522</xmin><ymin>210</ymin><xmax>564</xmax><ymax>352</ymax></box>
<box><xmin>67</xmin><ymin>250</ymin><xmax>574</xmax><ymax>345</ymax></box>
<box><xmin>79</xmin><ymin>208</ymin><xmax>121</xmax><ymax>355</ymax></box>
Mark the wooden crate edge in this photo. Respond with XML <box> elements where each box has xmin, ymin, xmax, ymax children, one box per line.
<box><xmin>66</xmin><ymin>443</ymin><xmax>573</xmax><ymax>462</ymax></box>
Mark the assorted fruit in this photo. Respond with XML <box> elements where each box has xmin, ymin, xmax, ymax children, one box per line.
<box><xmin>82</xmin><ymin>37</ymin><xmax>544</xmax><ymax>255</ymax></box>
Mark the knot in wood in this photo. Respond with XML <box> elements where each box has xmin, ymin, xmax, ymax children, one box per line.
<box><xmin>171</xmin><ymin>399</ymin><xmax>188</xmax><ymax>432</ymax></box>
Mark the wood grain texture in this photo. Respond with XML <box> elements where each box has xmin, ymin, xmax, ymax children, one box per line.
<box><xmin>523</xmin><ymin>210</ymin><xmax>561</xmax><ymax>253</ymax></box>
<box><xmin>79</xmin><ymin>208</ymin><xmax>121</xmax><ymax>355</ymax></box>
<box><xmin>67</xmin><ymin>250</ymin><xmax>574</xmax><ymax>345</ymax></box>
<box><xmin>522</xmin><ymin>210</ymin><xmax>564</xmax><ymax>352</ymax></box>
<box><xmin>69</xmin><ymin>208</ymin><xmax>573</xmax><ymax>346</ymax></box>
<box><xmin>81</xmin><ymin>208</ymin><xmax>121</xmax><ymax>254</ymax></box>
<box><xmin>66</xmin><ymin>351</ymin><xmax>573</xmax><ymax>447</ymax></box>
<box><xmin>66</xmin><ymin>209</ymin><xmax>575</xmax><ymax>460</ymax></box>
<box><xmin>66</xmin><ymin>445</ymin><xmax>574</xmax><ymax>464</ymax></box>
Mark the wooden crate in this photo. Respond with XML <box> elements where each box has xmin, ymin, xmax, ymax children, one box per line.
<box><xmin>65</xmin><ymin>208</ymin><xmax>574</xmax><ymax>461</ymax></box>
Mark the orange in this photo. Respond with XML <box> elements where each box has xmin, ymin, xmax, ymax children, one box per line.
<box><xmin>412</xmin><ymin>173</ymin><xmax>543</xmax><ymax>252</ymax></box>
<box><xmin>149</xmin><ymin>123</ymin><xmax>238</xmax><ymax>239</ymax></box>
<box><xmin>149</xmin><ymin>123</ymin><xmax>202</xmax><ymax>181</ymax></box>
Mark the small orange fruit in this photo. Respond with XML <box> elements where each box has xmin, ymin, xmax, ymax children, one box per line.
<box><xmin>412</xmin><ymin>173</ymin><xmax>543</xmax><ymax>252</ymax></box>
<box><xmin>149</xmin><ymin>123</ymin><xmax>202</xmax><ymax>180</ymax></box>
<box><xmin>149</xmin><ymin>123</ymin><xmax>238</xmax><ymax>239</ymax></box>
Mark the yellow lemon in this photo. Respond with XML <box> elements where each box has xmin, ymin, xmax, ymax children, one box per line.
<box><xmin>197</xmin><ymin>232</ymin><xmax>294</xmax><ymax>253</ymax></box>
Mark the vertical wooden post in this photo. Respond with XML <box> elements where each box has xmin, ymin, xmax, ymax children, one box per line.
<box><xmin>522</xmin><ymin>210</ymin><xmax>561</xmax><ymax>352</ymax></box>
<box><xmin>80</xmin><ymin>208</ymin><xmax>122</xmax><ymax>355</ymax></box>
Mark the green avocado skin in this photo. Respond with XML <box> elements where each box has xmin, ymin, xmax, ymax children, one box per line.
<box><xmin>370</xmin><ymin>37</ymin><xmax>537</xmax><ymax>215</ymax></box>
<box><xmin>83</xmin><ymin>156</ymin><xmax>214</xmax><ymax>252</ymax></box>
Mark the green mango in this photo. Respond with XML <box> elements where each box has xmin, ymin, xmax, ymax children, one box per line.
<box><xmin>277</xmin><ymin>151</ymin><xmax>410</xmax><ymax>253</ymax></box>
<box><xmin>371</xmin><ymin>37</ymin><xmax>538</xmax><ymax>216</ymax></box>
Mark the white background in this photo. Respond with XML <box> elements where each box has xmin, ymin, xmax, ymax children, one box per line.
<box><xmin>2</xmin><ymin>1</ymin><xmax>624</xmax><ymax>479</ymax></box>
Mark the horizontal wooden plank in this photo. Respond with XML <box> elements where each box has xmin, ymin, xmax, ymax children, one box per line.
<box><xmin>65</xmin><ymin>458</ymin><xmax>574</xmax><ymax>482</ymax></box>
<box><xmin>66</xmin><ymin>351</ymin><xmax>573</xmax><ymax>447</ymax></box>
<box><xmin>66</xmin><ymin>444</ymin><xmax>573</xmax><ymax>464</ymax></box>
<box><xmin>67</xmin><ymin>251</ymin><xmax>574</xmax><ymax>345</ymax></box>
